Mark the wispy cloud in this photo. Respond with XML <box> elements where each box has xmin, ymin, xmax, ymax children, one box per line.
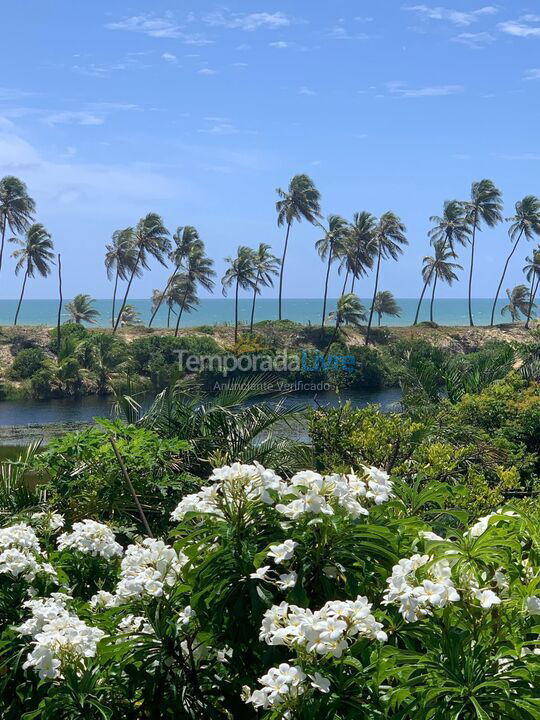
<box><xmin>106</xmin><ymin>14</ymin><xmax>214</xmax><ymax>45</ymax></box>
<box><xmin>198</xmin><ymin>119</ymin><xmax>238</xmax><ymax>135</ymax></box>
<box><xmin>524</xmin><ymin>68</ymin><xmax>540</xmax><ymax>80</ymax></box>
<box><xmin>404</xmin><ymin>5</ymin><xmax>498</xmax><ymax>26</ymax></box>
<box><xmin>452</xmin><ymin>31</ymin><xmax>495</xmax><ymax>48</ymax></box>
<box><xmin>198</xmin><ymin>68</ymin><xmax>217</xmax><ymax>75</ymax></box>
<box><xmin>328</xmin><ymin>20</ymin><xmax>371</xmax><ymax>40</ymax></box>
<box><xmin>161</xmin><ymin>53</ymin><xmax>177</xmax><ymax>63</ymax></box>
<box><xmin>299</xmin><ymin>86</ymin><xmax>317</xmax><ymax>96</ymax></box>
<box><xmin>499</xmin><ymin>16</ymin><xmax>540</xmax><ymax>38</ymax></box>
<box><xmin>203</xmin><ymin>11</ymin><xmax>291</xmax><ymax>31</ymax></box>
<box><xmin>388</xmin><ymin>81</ymin><xmax>463</xmax><ymax>97</ymax></box>
<box><xmin>269</xmin><ymin>41</ymin><xmax>290</xmax><ymax>48</ymax></box>
<box><xmin>43</xmin><ymin>111</ymin><xmax>105</xmax><ymax>127</ymax></box>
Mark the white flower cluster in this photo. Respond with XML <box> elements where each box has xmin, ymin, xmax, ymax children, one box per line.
<box><xmin>19</xmin><ymin>594</ymin><xmax>104</xmax><ymax>680</ymax></box>
<box><xmin>57</xmin><ymin>520</ymin><xmax>123</xmax><ymax>560</ymax></box>
<box><xmin>383</xmin><ymin>555</ymin><xmax>460</xmax><ymax>622</ymax></box>
<box><xmin>171</xmin><ymin>464</ymin><xmax>393</xmax><ymax>524</ymax></box>
<box><xmin>118</xmin><ymin>614</ymin><xmax>154</xmax><ymax>636</ymax></box>
<box><xmin>115</xmin><ymin>538</ymin><xmax>187</xmax><ymax>600</ymax></box>
<box><xmin>242</xmin><ymin>663</ymin><xmax>308</xmax><ymax>711</ymax></box>
<box><xmin>250</xmin><ymin>539</ymin><xmax>298</xmax><ymax>590</ymax></box>
<box><xmin>31</xmin><ymin>511</ymin><xmax>65</xmax><ymax>533</ymax></box>
<box><xmin>0</xmin><ymin>523</ymin><xmax>55</xmax><ymax>582</ymax></box>
<box><xmin>466</xmin><ymin>510</ymin><xmax>519</xmax><ymax>539</ymax></box>
<box><xmin>260</xmin><ymin>596</ymin><xmax>387</xmax><ymax>658</ymax></box>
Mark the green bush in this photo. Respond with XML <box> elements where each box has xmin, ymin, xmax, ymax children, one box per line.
<box><xmin>48</xmin><ymin>323</ymin><xmax>89</xmax><ymax>354</ymax></box>
<box><xmin>10</xmin><ymin>348</ymin><xmax>47</xmax><ymax>380</ymax></box>
<box><xmin>30</xmin><ymin>367</ymin><xmax>56</xmax><ymax>399</ymax></box>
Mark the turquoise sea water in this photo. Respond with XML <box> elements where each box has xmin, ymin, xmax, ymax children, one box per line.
<box><xmin>0</xmin><ymin>298</ymin><xmax>517</xmax><ymax>328</ymax></box>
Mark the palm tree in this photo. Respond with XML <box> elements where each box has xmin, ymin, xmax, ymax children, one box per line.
<box><xmin>373</xmin><ymin>291</ymin><xmax>401</xmax><ymax>326</ymax></box>
<box><xmin>113</xmin><ymin>213</ymin><xmax>170</xmax><ymax>333</ymax></box>
<box><xmin>490</xmin><ymin>195</ymin><xmax>540</xmax><ymax>326</ymax></box>
<box><xmin>428</xmin><ymin>200</ymin><xmax>470</xmax><ymax>257</ymax></box>
<box><xmin>170</xmin><ymin>274</ymin><xmax>199</xmax><ymax>336</ymax></box>
<box><xmin>345</xmin><ymin>211</ymin><xmax>377</xmax><ymax>294</ymax></box>
<box><xmin>10</xmin><ymin>224</ymin><xmax>54</xmax><ymax>326</ymax></box>
<box><xmin>149</xmin><ymin>225</ymin><xmax>203</xmax><ymax>328</ymax></box>
<box><xmin>65</xmin><ymin>294</ymin><xmax>100</xmax><ymax>325</ymax></box>
<box><xmin>316</xmin><ymin>215</ymin><xmax>349</xmax><ymax>328</ymax></box>
<box><xmin>502</xmin><ymin>284</ymin><xmax>534</xmax><ymax>323</ymax></box>
<box><xmin>463</xmin><ymin>180</ymin><xmax>503</xmax><ymax>326</ymax></box>
<box><xmin>222</xmin><ymin>247</ymin><xmax>257</xmax><ymax>343</ymax></box>
<box><xmin>327</xmin><ymin>293</ymin><xmax>368</xmax><ymax>350</ymax></box>
<box><xmin>425</xmin><ymin>241</ymin><xmax>462</xmax><ymax>324</ymax></box>
<box><xmin>275</xmin><ymin>174</ymin><xmax>321</xmax><ymax>320</ymax></box>
<box><xmin>173</xmin><ymin>245</ymin><xmax>215</xmax><ymax>337</ymax></box>
<box><xmin>249</xmin><ymin>243</ymin><xmax>280</xmax><ymax>333</ymax></box>
<box><xmin>0</xmin><ymin>176</ymin><xmax>35</xmax><ymax>273</ymax></box>
<box><xmin>118</xmin><ymin>304</ymin><xmax>142</xmax><ymax>327</ymax></box>
<box><xmin>105</xmin><ymin>228</ymin><xmax>139</xmax><ymax>329</ymax></box>
<box><xmin>365</xmin><ymin>212</ymin><xmax>408</xmax><ymax>345</ymax></box>
<box><xmin>524</xmin><ymin>247</ymin><xmax>540</xmax><ymax>328</ymax></box>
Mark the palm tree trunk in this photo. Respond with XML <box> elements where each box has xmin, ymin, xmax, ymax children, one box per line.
<box><xmin>490</xmin><ymin>229</ymin><xmax>524</xmax><ymax>326</ymax></box>
<box><xmin>378</xmin><ymin>313</ymin><xmax>381</xmax><ymax>327</ymax></box>
<box><xmin>234</xmin><ymin>278</ymin><xmax>239</xmax><ymax>343</ymax></box>
<box><xmin>56</xmin><ymin>254</ymin><xmax>62</xmax><ymax>352</ymax></box>
<box><xmin>250</xmin><ymin>272</ymin><xmax>260</xmax><ymax>334</ymax></box>
<box><xmin>174</xmin><ymin>287</ymin><xmax>190</xmax><ymax>338</ymax></box>
<box><xmin>430</xmin><ymin>273</ymin><xmax>438</xmax><ymax>324</ymax></box>
<box><xmin>167</xmin><ymin>304</ymin><xmax>172</xmax><ymax>328</ymax></box>
<box><xmin>278</xmin><ymin>222</ymin><xmax>291</xmax><ymax>321</ymax></box>
<box><xmin>351</xmin><ymin>275</ymin><xmax>356</xmax><ymax>294</ymax></box>
<box><xmin>149</xmin><ymin>267</ymin><xmax>179</xmax><ymax>328</ymax></box>
<box><xmin>414</xmin><ymin>273</ymin><xmax>432</xmax><ymax>325</ymax></box>
<box><xmin>468</xmin><ymin>215</ymin><xmax>477</xmax><ymax>327</ymax></box>
<box><xmin>365</xmin><ymin>247</ymin><xmax>382</xmax><ymax>346</ymax></box>
<box><xmin>14</xmin><ymin>268</ymin><xmax>29</xmax><ymax>326</ymax></box>
<box><xmin>526</xmin><ymin>275</ymin><xmax>540</xmax><ymax>329</ymax></box>
<box><xmin>113</xmin><ymin>248</ymin><xmax>142</xmax><ymax>333</ymax></box>
<box><xmin>341</xmin><ymin>270</ymin><xmax>349</xmax><ymax>297</ymax></box>
<box><xmin>111</xmin><ymin>270</ymin><xmax>119</xmax><ymax>329</ymax></box>
<box><xmin>0</xmin><ymin>219</ymin><xmax>6</xmax><ymax>273</ymax></box>
<box><xmin>324</xmin><ymin>320</ymin><xmax>341</xmax><ymax>357</ymax></box>
<box><xmin>321</xmin><ymin>242</ymin><xmax>334</xmax><ymax>329</ymax></box>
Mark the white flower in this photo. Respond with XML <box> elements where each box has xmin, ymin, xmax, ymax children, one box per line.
<box><xmin>178</xmin><ymin>605</ymin><xmax>195</xmax><ymax>626</ymax></box>
<box><xmin>115</xmin><ymin>539</ymin><xmax>187</xmax><ymax>601</ymax></box>
<box><xmin>474</xmin><ymin>589</ymin><xmax>501</xmax><ymax>609</ymax></box>
<box><xmin>31</xmin><ymin>512</ymin><xmax>65</xmax><ymax>533</ymax></box>
<box><xmin>310</xmin><ymin>672</ymin><xmax>331</xmax><ymax>693</ymax></box>
<box><xmin>268</xmin><ymin>540</ymin><xmax>297</xmax><ymax>564</ymax></box>
<box><xmin>526</xmin><ymin>597</ymin><xmax>540</xmax><ymax>615</ymax></box>
<box><xmin>57</xmin><ymin>520</ymin><xmax>122</xmax><ymax>560</ymax></box>
<box><xmin>419</xmin><ymin>531</ymin><xmax>444</xmax><ymax>541</ymax></box>
<box><xmin>277</xmin><ymin>571</ymin><xmax>297</xmax><ymax>590</ymax></box>
<box><xmin>250</xmin><ymin>565</ymin><xmax>271</xmax><ymax>581</ymax></box>
<box><xmin>0</xmin><ymin>523</ymin><xmax>41</xmax><ymax>554</ymax></box>
<box><xmin>89</xmin><ymin>591</ymin><xmax>121</xmax><ymax>610</ymax></box>
<box><xmin>118</xmin><ymin>614</ymin><xmax>154</xmax><ymax>635</ymax></box>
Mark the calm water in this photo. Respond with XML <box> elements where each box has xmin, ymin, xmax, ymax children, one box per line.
<box><xmin>0</xmin><ymin>298</ymin><xmax>514</xmax><ymax>328</ymax></box>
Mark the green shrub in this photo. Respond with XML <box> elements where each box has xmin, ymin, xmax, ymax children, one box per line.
<box><xmin>9</xmin><ymin>348</ymin><xmax>47</xmax><ymax>380</ymax></box>
<box><xmin>30</xmin><ymin>367</ymin><xmax>56</xmax><ymax>399</ymax></box>
<box><xmin>48</xmin><ymin>322</ymin><xmax>89</xmax><ymax>354</ymax></box>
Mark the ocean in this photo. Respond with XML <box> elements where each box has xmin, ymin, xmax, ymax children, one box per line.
<box><xmin>0</xmin><ymin>297</ymin><xmax>520</xmax><ymax>328</ymax></box>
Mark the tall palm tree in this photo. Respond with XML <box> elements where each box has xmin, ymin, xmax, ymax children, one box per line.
<box><xmin>149</xmin><ymin>225</ymin><xmax>203</xmax><ymax>328</ymax></box>
<box><xmin>170</xmin><ymin>274</ymin><xmax>199</xmax><ymax>336</ymax></box>
<box><xmin>174</xmin><ymin>246</ymin><xmax>215</xmax><ymax>337</ymax></box>
<box><xmin>113</xmin><ymin>213</ymin><xmax>170</xmax><ymax>333</ymax></box>
<box><xmin>222</xmin><ymin>247</ymin><xmax>257</xmax><ymax>343</ymax></box>
<box><xmin>524</xmin><ymin>247</ymin><xmax>540</xmax><ymax>328</ymax></box>
<box><xmin>373</xmin><ymin>290</ymin><xmax>401</xmax><ymax>326</ymax></box>
<box><xmin>424</xmin><ymin>240</ymin><xmax>462</xmax><ymax>324</ymax></box>
<box><xmin>105</xmin><ymin>228</ymin><xmax>139</xmax><ymax>329</ymax></box>
<box><xmin>65</xmin><ymin>294</ymin><xmax>100</xmax><ymax>325</ymax></box>
<box><xmin>490</xmin><ymin>195</ymin><xmax>540</xmax><ymax>326</ymax></box>
<box><xmin>463</xmin><ymin>180</ymin><xmax>503</xmax><ymax>326</ymax></box>
<box><xmin>10</xmin><ymin>224</ymin><xmax>54</xmax><ymax>326</ymax></box>
<box><xmin>327</xmin><ymin>293</ymin><xmax>368</xmax><ymax>350</ymax></box>
<box><xmin>365</xmin><ymin>212</ymin><xmax>408</xmax><ymax>345</ymax></box>
<box><xmin>428</xmin><ymin>200</ymin><xmax>470</xmax><ymax>257</ymax></box>
<box><xmin>249</xmin><ymin>243</ymin><xmax>280</xmax><ymax>333</ymax></box>
<box><xmin>502</xmin><ymin>284</ymin><xmax>534</xmax><ymax>323</ymax></box>
<box><xmin>275</xmin><ymin>174</ymin><xmax>321</xmax><ymax>320</ymax></box>
<box><xmin>345</xmin><ymin>211</ymin><xmax>377</xmax><ymax>294</ymax></box>
<box><xmin>316</xmin><ymin>215</ymin><xmax>349</xmax><ymax>329</ymax></box>
<box><xmin>0</xmin><ymin>176</ymin><xmax>35</xmax><ymax>273</ymax></box>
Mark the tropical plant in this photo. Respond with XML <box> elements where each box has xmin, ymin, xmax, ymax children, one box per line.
<box><xmin>249</xmin><ymin>243</ymin><xmax>280</xmax><ymax>333</ymax></box>
<box><xmin>221</xmin><ymin>246</ymin><xmax>257</xmax><ymax>343</ymax></box>
<box><xmin>173</xmin><ymin>246</ymin><xmax>215</xmax><ymax>337</ymax></box>
<box><xmin>343</xmin><ymin>211</ymin><xmax>377</xmax><ymax>295</ymax></box>
<box><xmin>416</xmin><ymin>241</ymin><xmax>462</xmax><ymax>324</ymax></box>
<box><xmin>105</xmin><ymin>228</ymin><xmax>139</xmax><ymax>329</ymax></box>
<box><xmin>118</xmin><ymin>304</ymin><xmax>142</xmax><ymax>327</ymax></box>
<box><xmin>0</xmin><ymin>176</ymin><xmax>35</xmax><ymax>273</ymax></box>
<box><xmin>502</xmin><ymin>284</ymin><xmax>535</xmax><ymax>323</ymax></box>
<box><xmin>327</xmin><ymin>292</ymin><xmax>368</xmax><ymax>349</ymax></box>
<box><xmin>491</xmin><ymin>195</ymin><xmax>540</xmax><ymax>326</ymax></box>
<box><xmin>428</xmin><ymin>200</ymin><xmax>470</xmax><ymax>256</ymax></box>
<box><xmin>113</xmin><ymin>213</ymin><xmax>170</xmax><ymax>333</ymax></box>
<box><xmin>276</xmin><ymin>174</ymin><xmax>322</xmax><ymax>320</ymax></box>
<box><xmin>79</xmin><ymin>334</ymin><xmax>127</xmax><ymax>394</ymax></box>
<box><xmin>463</xmin><ymin>180</ymin><xmax>503</xmax><ymax>326</ymax></box>
<box><xmin>65</xmin><ymin>294</ymin><xmax>100</xmax><ymax>325</ymax></box>
<box><xmin>316</xmin><ymin>215</ymin><xmax>349</xmax><ymax>328</ymax></box>
<box><xmin>10</xmin><ymin>223</ymin><xmax>54</xmax><ymax>325</ymax></box>
<box><xmin>365</xmin><ymin>212</ymin><xmax>408</xmax><ymax>344</ymax></box>
<box><xmin>171</xmin><ymin>274</ymin><xmax>199</xmax><ymax>336</ymax></box>
<box><xmin>524</xmin><ymin>247</ymin><xmax>540</xmax><ymax>328</ymax></box>
<box><xmin>373</xmin><ymin>290</ymin><xmax>401</xmax><ymax>326</ymax></box>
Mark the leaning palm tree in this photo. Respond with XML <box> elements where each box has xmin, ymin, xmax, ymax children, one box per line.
<box><xmin>249</xmin><ymin>243</ymin><xmax>280</xmax><ymax>333</ymax></box>
<box><xmin>365</xmin><ymin>212</ymin><xmax>408</xmax><ymax>345</ymax></box>
<box><xmin>105</xmin><ymin>228</ymin><xmax>140</xmax><ymax>328</ymax></box>
<box><xmin>316</xmin><ymin>215</ymin><xmax>349</xmax><ymax>328</ymax></box>
<box><xmin>428</xmin><ymin>200</ymin><xmax>470</xmax><ymax>257</ymax></box>
<box><xmin>65</xmin><ymin>294</ymin><xmax>100</xmax><ymax>325</ymax></box>
<box><xmin>524</xmin><ymin>247</ymin><xmax>540</xmax><ymax>328</ymax></box>
<box><xmin>463</xmin><ymin>180</ymin><xmax>503</xmax><ymax>326</ymax></box>
<box><xmin>222</xmin><ymin>247</ymin><xmax>257</xmax><ymax>343</ymax></box>
<box><xmin>173</xmin><ymin>246</ymin><xmax>215</xmax><ymax>337</ymax></box>
<box><xmin>502</xmin><ymin>284</ymin><xmax>534</xmax><ymax>323</ymax></box>
<box><xmin>0</xmin><ymin>176</ymin><xmax>35</xmax><ymax>273</ymax></box>
<box><xmin>276</xmin><ymin>174</ymin><xmax>321</xmax><ymax>320</ymax></box>
<box><xmin>327</xmin><ymin>293</ymin><xmax>368</xmax><ymax>350</ymax></box>
<box><xmin>373</xmin><ymin>291</ymin><xmax>401</xmax><ymax>326</ymax></box>
<box><xmin>149</xmin><ymin>225</ymin><xmax>203</xmax><ymax>328</ymax></box>
<box><xmin>490</xmin><ymin>195</ymin><xmax>540</xmax><ymax>326</ymax></box>
<box><xmin>10</xmin><ymin>224</ymin><xmax>54</xmax><ymax>326</ymax></box>
<box><xmin>344</xmin><ymin>211</ymin><xmax>377</xmax><ymax>294</ymax></box>
<box><xmin>118</xmin><ymin>304</ymin><xmax>142</xmax><ymax>327</ymax></box>
<box><xmin>113</xmin><ymin>213</ymin><xmax>170</xmax><ymax>333</ymax></box>
<box><xmin>170</xmin><ymin>274</ymin><xmax>199</xmax><ymax>336</ymax></box>
<box><xmin>426</xmin><ymin>240</ymin><xmax>462</xmax><ymax>324</ymax></box>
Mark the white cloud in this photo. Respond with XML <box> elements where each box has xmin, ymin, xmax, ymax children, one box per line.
<box><xmin>198</xmin><ymin>68</ymin><xmax>217</xmax><ymax>75</ymax></box>
<box><xmin>388</xmin><ymin>81</ymin><xmax>463</xmax><ymax>97</ymax></box>
<box><xmin>524</xmin><ymin>68</ymin><xmax>540</xmax><ymax>80</ymax></box>
<box><xmin>404</xmin><ymin>5</ymin><xmax>498</xmax><ymax>26</ymax></box>
<box><xmin>299</xmin><ymin>86</ymin><xmax>317</xmax><ymax>96</ymax></box>
<box><xmin>328</xmin><ymin>22</ymin><xmax>370</xmax><ymax>40</ymax></box>
<box><xmin>452</xmin><ymin>31</ymin><xmax>495</xmax><ymax>48</ymax></box>
<box><xmin>198</xmin><ymin>122</ymin><xmax>238</xmax><ymax>135</ymax></box>
<box><xmin>106</xmin><ymin>14</ymin><xmax>214</xmax><ymax>44</ymax></box>
<box><xmin>355</xmin><ymin>16</ymin><xmax>374</xmax><ymax>23</ymax></box>
<box><xmin>269</xmin><ymin>41</ymin><xmax>290</xmax><ymax>48</ymax></box>
<box><xmin>204</xmin><ymin>11</ymin><xmax>291</xmax><ymax>31</ymax></box>
<box><xmin>499</xmin><ymin>18</ymin><xmax>540</xmax><ymax>38</ymax></box>
<box><xmin>43</xmin><ymin>111</ymin><xmax>105</xmax><ymax>127</ymax></box>
<box><xmin>161</xmin><ymin>53</ymin><xmax>177</xmax><ymax>63</ymax></box>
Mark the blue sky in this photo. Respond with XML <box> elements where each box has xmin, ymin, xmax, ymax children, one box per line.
<box><xmin>0</xmin><ymin>1</ymin><xmax>539</xmax><ymax>300</ymax></box>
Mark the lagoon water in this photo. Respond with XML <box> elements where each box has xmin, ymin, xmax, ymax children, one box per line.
<box><xmin>0</xmin><ymin>297</ymin><xmax>513</xmax><ymax>328</ymax></box>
